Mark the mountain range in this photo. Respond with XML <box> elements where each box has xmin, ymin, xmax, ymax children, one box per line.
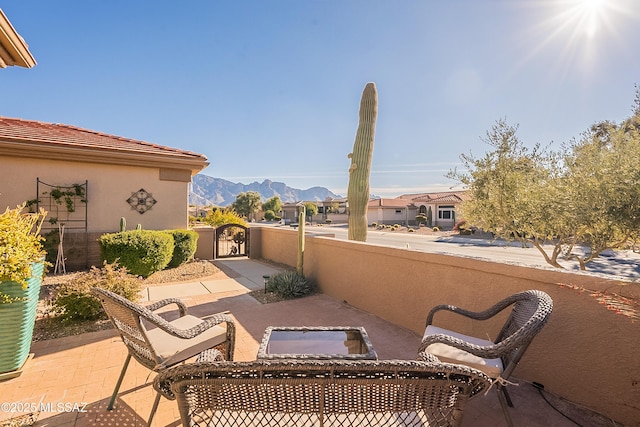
<box><xmin>189</xmin><ymin>174</ymin><xmax>341</xmax><ymax>207</ymax></box>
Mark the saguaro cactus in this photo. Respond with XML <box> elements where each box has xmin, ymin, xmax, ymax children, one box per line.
<box><xmin>347</xmin><ymin>82</ymin><xmax>378</xmax><ymax>242</ymax></box>
<box><xmin>120</xmin><ymin>217</ymin><xmax>127</xmax><ymax>232</ymax></box>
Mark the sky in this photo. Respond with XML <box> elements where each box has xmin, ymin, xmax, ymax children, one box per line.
<box><xmin>2</xmin><ymin>1</ymin><xmax>640</xmax><ymax>198</ymax></box>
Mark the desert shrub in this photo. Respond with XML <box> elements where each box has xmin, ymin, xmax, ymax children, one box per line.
<box><xmin>394</xmin><ymin>224</ymin><xmax>400</xmax><ymax>228</ymax></box>
<box><xmin>166</xmin><ymin>229</ymin><xmax>198</xmax><ymax>268</ymax></box>
<box><xmin>325</xmin><ymin>219</ymin><xmax>332</xmax><ymax>224</ymax></box>
<box><xmin>99</xmin><ymin>230</ymin><xmax>174</xmax><ymax>277</ymax></box>
<box><xmin>408</xmin><ymin>228</ymin><xmax>416</xmax><ymax>232</ymax></box>
<box><xmin>266</xmin><ymin>270</ymin><xmax>316</xmax><ymax>299</ymax></box>
<box><xmin>51</xmin><ymin>262</ymin><xmax>142</xmax><ymax>322</ymax></box>
<box><xmin>433</xmin><ymin>226</ymin><xmax>440</xmax><ymax>232</ymax></box>
<box><xmin>371</xmin><ymin>222</ymin><xmax>377</xmax><ymax>227</ymax></box>
<box><xmin>264</xmin><ymin>210</ymin><xmax>276</xmax><ymax>221</ymax></box>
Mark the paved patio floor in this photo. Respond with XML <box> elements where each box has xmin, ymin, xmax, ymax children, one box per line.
<box><xmin>0</xmin><ymin>258</ymin><xmax>617</xmax><ymax>426</ymax></box>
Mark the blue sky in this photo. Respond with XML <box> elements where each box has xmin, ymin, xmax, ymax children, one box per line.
<box><xmin>2</xmin><ymin>1</ymin><xmax>640</xmax><ymax>197</ymax></box>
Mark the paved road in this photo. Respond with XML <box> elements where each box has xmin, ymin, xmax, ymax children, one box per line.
<box><xmin>265</xmin><ymin>223</ymin><xmax>640</xmax><ymax>280</ymax></box>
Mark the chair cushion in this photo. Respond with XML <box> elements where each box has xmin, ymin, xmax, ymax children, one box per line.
<box><xmin>145</xmin><ymin>315</ymin><xmax>227</xmax><ymax>368</ymax></box>
<box><xmin>423</xmin><ymin>325</ymin><xmax>504</xmax><ymax>378</ymax></box>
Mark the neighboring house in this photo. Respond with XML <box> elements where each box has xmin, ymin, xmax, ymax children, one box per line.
<box><xmin>281</xmin><ymin>192</ymin><xmax>468</xmax><ymax>228</ymax></box>
<box><xmin>366</xmin><ymin>198</ymin><xmax>418</xmax><ymax>226</ymax></box>
<box><xmin>317</xmin><ymin>197</ymin><xmax>348</xmax><ymax>224</ymax></box>
<box><xmin>280</xmin><ymin>198</ymin><xmax>349</xmax><ymax>224</ymax></box>
<box><xmin>0</xmin><ymin>8</ymin><xmax>36</xmax><ymax>68</ymax></box>
<box><xmin>0</xmin><ymin>117</ymin><xmax>208</xmax><ymax>269</ymax></box>
<box><xmin>280</xmin><ymin>202</ymin><xmax>304</xmax><ymax>224</ymax></box>
<box><xmin>397</xmin><ymin>191</ymin><xmax>469</xmax><ymax>228</ymax></box>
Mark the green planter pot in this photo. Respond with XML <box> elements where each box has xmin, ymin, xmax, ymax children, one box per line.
<box><xmin>0</xmin><ymin>262</ymin><xmax>44</xmax><ymax>375</ymax></box>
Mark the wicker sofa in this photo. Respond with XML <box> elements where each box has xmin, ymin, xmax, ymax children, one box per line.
<box><xmin>154</xmin><ymin>353</ymin><xmax>491</xmax><ymax>427</ymax></box>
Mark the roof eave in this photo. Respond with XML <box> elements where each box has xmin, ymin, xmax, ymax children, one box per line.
<box><xmin>0</xmin><ymin>9</ymin><xmax>36</xmax><ymax>69</ymax></box>
<box><xmin>0</xmin><ymin>140</ymin><xmax>208</xmax><ymax>175</ymax></box>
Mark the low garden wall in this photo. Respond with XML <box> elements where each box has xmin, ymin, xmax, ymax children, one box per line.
<box><xmin>249</xmin><ymin>226</ymin><xmax>640</xmax><ymax>425</ymax></box>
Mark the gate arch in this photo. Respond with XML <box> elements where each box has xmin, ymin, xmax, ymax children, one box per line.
<box><xmin>215</xmin><ymin>224</ymin><xmax>250</xmax><ymax>258</ymax></box>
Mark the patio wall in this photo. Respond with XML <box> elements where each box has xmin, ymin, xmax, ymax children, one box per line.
<box><xmin>249</xmin><ymin>226</ymin><xmax>640</xmax><ymax>426</ymax></box>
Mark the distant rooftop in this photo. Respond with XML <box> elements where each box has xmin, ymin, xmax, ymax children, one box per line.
<box><xmin>397</xmin><ymin>191</ymin><xmax>469</xmax><ymax>204</ymax></box>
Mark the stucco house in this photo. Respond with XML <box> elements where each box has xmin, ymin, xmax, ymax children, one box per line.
<box><xmin>366</xmin><ymin>198</ymin><xmax>417</xmax><ymax>226</ymax></box>
<box><xmin>395</xmin><ymin>191</ymin><xmax>469</xmax><ymax>228</ymax></box>
<box><xmin>0</xmin><ymin>8</ymin><xmax>36</xmax><ymax>69</ymax></box>
<box><xmin>0</xmin><ymin>117</ymin><xmax>208</xmax><ymax>269</ymax></box>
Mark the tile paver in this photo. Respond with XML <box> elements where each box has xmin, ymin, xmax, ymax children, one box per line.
<box><xmin>0</xmin><ymin>258</ymin><xmax>617</xmax><ymax>427</ymax></box>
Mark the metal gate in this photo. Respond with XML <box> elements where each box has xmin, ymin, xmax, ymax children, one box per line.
<box><xmin>215</xmin><ymin>224</ymin><xmax>250</xmax><ymax>258</ymax></box>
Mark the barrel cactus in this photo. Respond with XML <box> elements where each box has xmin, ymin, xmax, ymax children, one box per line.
<box><xmin>347</xmin><ymin>82</ymin><xmax>378</xmax><ymax>242</ymax></box>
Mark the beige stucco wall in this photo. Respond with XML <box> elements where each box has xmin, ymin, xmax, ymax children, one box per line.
<box><xmin>250</xmin><ymin>226</ymin><xmax>640</xmax><ymax>425</ymax></box>
<box><xmin>0</xmin><ymin>156</ymin><xmax>190</xmax><ymax>233</ymax></box>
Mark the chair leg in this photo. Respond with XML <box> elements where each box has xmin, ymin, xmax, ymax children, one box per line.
<box><xmin>108</xmin><ymin>354</ymin><xmax>132</xmax><ymax>410</ymax></box>
<box><xmin>146</xmin><ymin>392</ymin><xmax>161</xmax><ymax>427</ymax></box>
<box><xmin>501</xmin><ymin>385</ymin><xmax>514</xmax><ymax>407</ymax></box>
<box><xmin>496</xmin><ymin>384</ymin><xmax>515</xmax><ymax>427</ymax></box>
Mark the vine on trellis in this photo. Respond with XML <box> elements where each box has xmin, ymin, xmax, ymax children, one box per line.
<box><xmin>36</xmin><ymin>178</ymin><xmax>88</xmax><ymax>231</ymax></box>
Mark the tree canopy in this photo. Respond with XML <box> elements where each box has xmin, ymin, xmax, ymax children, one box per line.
<box><xmin>303</xmin><ymin>202</ymin><xmax>318</xmax><ymax>219</ymax></box>
<box><xmin>262</xmin><ymin>196</ymin><xmax>282</xmax><ymax>215</ymax></box>
<box><xmin>232</xmin><ymin>192</ymin><xmax>262</xmax><ymax>220</ymax></box>
<box><xmin>201</xmin><ymin>208</ymin><xmax>246</xmax><ymax>227</ymax></box>
<box><xmin>448</xmin><ymin>92</ymin><xmax>640</xmax><ymax>270</ymax></box>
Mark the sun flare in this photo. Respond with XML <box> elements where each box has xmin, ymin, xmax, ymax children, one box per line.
<box><xmin>579</xmin><ymin>0</ymin><xmax>608</xmax><ymax>38</ymax></box>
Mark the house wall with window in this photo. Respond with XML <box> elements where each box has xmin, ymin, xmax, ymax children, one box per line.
<box><xmin>400</xmin><ymin>191</ymin><xmax>468</xmax><ymax>229</ymax></box>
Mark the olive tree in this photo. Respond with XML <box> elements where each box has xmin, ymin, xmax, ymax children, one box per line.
<box><xmin>449</xmin><ymin>103</ymin><xmax>640</xmax><ymax>270</ymax></box>
<box><xmin>561</xmin><ymin>114</ymin><xmax>640</xmax><ymax>268</ymax></box>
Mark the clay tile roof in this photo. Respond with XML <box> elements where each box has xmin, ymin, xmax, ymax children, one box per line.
<box><xmin>0</xmin><ymin>116</ymin><xmax>208</xmax><ymax>172</ymax></box>
<box><xmin>0</xmin><ymin>116</ymin><xmax>204</xmax><ymax>158</ymax></box>
<box><xmin>368</xmin><ymin>198</ymin><xmax>411</xmax><ymax>208</ymax></box>
<box><xmin>399</xmin><ymin>191</ymin><xmax>469</xmax><ymax>204</ymax></box>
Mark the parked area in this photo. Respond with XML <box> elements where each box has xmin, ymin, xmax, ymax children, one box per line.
<box><xmin>0</xmin><ymin>258</ymin><xmax>620</xmax><ymax>426</ymax></box>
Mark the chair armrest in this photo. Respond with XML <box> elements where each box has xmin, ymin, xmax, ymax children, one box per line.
<box><xmin>145</xmin><ymin>298</ymin><xmax>188</xmax><ymax>316</ymax></box>
<box><xmin>426</xmin><ymin>297</ymin><xmax>518</xmax><ymax>327</ymax></box>
<box><xmin>153</xmin><ymin>313</ymin><xmax>236</xmax><ymax>340</ymax></box>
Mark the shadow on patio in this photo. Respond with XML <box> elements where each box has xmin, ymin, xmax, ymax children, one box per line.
<box><xmin>0</xmin><ymin>258</ymin><xmax>618</xmax><ymax>426</ymax></box>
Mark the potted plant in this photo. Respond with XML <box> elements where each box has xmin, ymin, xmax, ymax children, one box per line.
<box><xmin>0</xmin><ymin>203</ymin><xmax>47</xmax><ymax>379</ymax></box>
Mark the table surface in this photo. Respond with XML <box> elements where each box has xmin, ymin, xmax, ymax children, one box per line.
<box><xmin>257</xmin><ymin>326</ymin><xmax>378</xmax><ymax>360</ymax></box>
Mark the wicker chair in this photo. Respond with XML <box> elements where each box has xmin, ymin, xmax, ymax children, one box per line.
<box><xmin>91</xmin><ymin>287</ymin><xmax>236</xmax><ymax>426</ymax></box>
<box><xmin>419</xmin><ymin>289</ymin><xmax>553</xmax><ymax>427</ymax></box>
<box><xmin>153</xmin><ymin>355</ymin><xmax>492</xmax><ymax>427</ymax></box>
